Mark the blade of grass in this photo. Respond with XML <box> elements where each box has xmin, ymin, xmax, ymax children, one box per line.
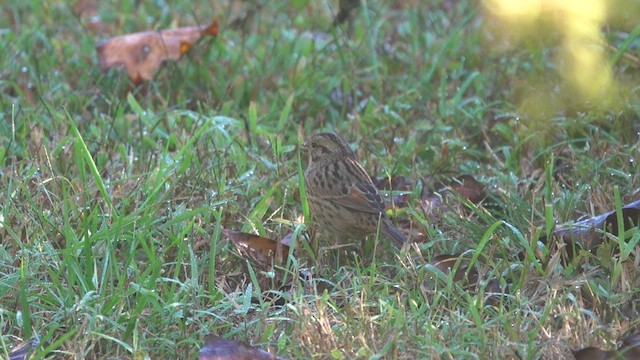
<box><xmin>64</xmin><ymin>106</ymin><xmax>119</xmax><ymax>217</ymax></box>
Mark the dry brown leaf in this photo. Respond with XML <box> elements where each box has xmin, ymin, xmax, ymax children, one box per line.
<box><xmin>428</xmin><ymin>253</ymin><xmax>508</xmax><ymax>306</ymax></box>
<box><xmin>572</xmin><ymin>333</ymin><xmax>640</xmax><ymax>359</ymax></box>
<box><xmin>372</xmin><ymin>175</ymin><xmax>414</xmax><ymax>209</ymax></box>
<box><xmin>74</xmin><ymin>0</ymin><xmax>97</xmax><ymax>16</ymax></box>
<box><xmin>372</xmin><ymin>175</ymin><xmax>415</xmax><ymax>192</ymax></box>
<box><xmin>8</xmin><ymin>338</ymin><xmax>39</xmax><ymax>360</ymax></box>
<box><xmin>447</xmin><ymin>175</ymin><xmax>486</xmax><ymax>204</ymax></box>
<box><xmin>372</xmin><ymin>174</ymin><xmax>486</xmax><ymax>219</ymax></box>
<box><xmin>371</xmin><ymin>174</ymin><xmax>486</xmax><ymax>237</ymax></box>
<box><xmin>223</xmin><ymin>229</ymin><xmax>310</xmax><ymax>305</ymax></box>
<box><xmin>572</xmin><ymin>347</ymin><xmax>609</xmax><ymax>360</ymax></box>
<box><xmin>223</xmin><ymin>229</ymin><xmax>289</xmax><ymax>271</ymax></box>
<box><xmin>431</xmin><ymin>253</ymin><xmax>474</xmax><ymax>283</ymax></box>
<box><xmin>256</xmin><ymin>268</ymin><xmax>337</xmax><ymax>306</ymax></box>
<box><xmin>419</xmin><ymin>193</ymin><xmax>446</xmax><ymax>219</ymax></box>
<box><xmin>549</xmin><ymin>199</ymin><xmax>640</xmax><ymax>261</ymax></box>
<box><xmin>199</xmin><ymin>335</ymin><xmax>284</xmax><ymax>360</ymax></box>
<box><xmin>333</xmin><ymin>0</ymin><xmax>361</xmax><ymax>25</ymax></box>
<box><xmin>74</xmin><ymin>0</ymin><xmax>104</xmax><ymax>32</ymax></box>
<box><xmin>96</xmin><ymin>20</ymin><xmax>219</xmax><ymax>83</ymax></box>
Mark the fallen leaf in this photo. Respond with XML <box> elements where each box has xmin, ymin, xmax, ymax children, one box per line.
<box><xmin>74</xmin><ymin>0</ymin><xmax>105</xmax><ymax>33</ymax></box>
<box><xmin>418</xmin><ymin>175</ymin><xmax>486</xmax><ymax>219</ymax></box>
<box><xmin>427</xmin><ymin>253</ymin><xmax>508</xmax><ymax>306</ymax></box>
<box><xmin>372</xmin><ymin>175</ymin><xmax>414</xmax><ymax>192</ymax></box>
<box><xmin>483</xmin><ymin>278</ymin><xmax>508</xmax><ymax>307</ymax></box>
<box><xmin>333</xmin><ymin>0</ymin><xmax>361</xmax><ymax>25</ymax></box>
<box><xmin>255</xmin><ymin>268</ymin><xmax>337</xmax><ymax>306</ymax></box>
<box><xmin>419</xmin><ymin>193</ymin><xmax>446</xmax><ymax>218</ymax></box>
<box><xmin>431</xmin><ymin>253</ymin><xmax>476</xmax><ymax>283</ymax></box>
<box><xmin>372</xmin><ymin>175</ymin><xmax>414</xmax><ymax>209</ymax></box>
<box><xmin>447</xmin><ymin>175</ymin><xmax>486</xmax><ymax>204</ymax></box>
<box><xmin>223</xmin><ymin>229</ymin><xmax>289</xmax><ymax>271</ymax></box>
<box><xmin>223</xmin><ymin>230</ymin><xmax>319</xmax><ymax>306</ymax></box>
<box><xmin>228</xmin><ymin>0</ymin><xmax>263</xmax><ymax>31</ymax></box>
<box><xmin>328</xmin><ymin>85</ymin><xmax>355</xmax><ymax>112</ymax></box>
<box><xmin>74</xmin><ymin>0</ymin><xmax>97</xmax><ymax>17</ymax></box>
<box><xmin>199</xmin><ymin>335</ymin><xmax>284</xmax><ymax>360</ymax></box>
<box><xmin>372</xmin><ymin>174</ymin><xmax>487</xmax><ymax>235</ymax></box>
<box><xmin>619</xmin><ymin>334</ymin><xmax>640</xmax><ymax>359</ymax></box>
<box><xmin>549</xmin><ymin>199</ymin><xmax>640</xmax><ymax>260</ymax></box>
<box><xmin>96</xmin><ymin>20</ymin><xmax>219</xmax><ymax>83</ymax></box>
<box><xmin>572</xmin><ymin>333</ymin><xmax>640</xmax><ymax>359</ymax></box>
<box><xmin>8</xmin><ymin>338</ymin><xmax>39</xmax><ymax>360</ymax></box>
<box><xmin>572</xmin><ymin>347</ymin><xmax>608</xmax><ymax>360</ymax></box>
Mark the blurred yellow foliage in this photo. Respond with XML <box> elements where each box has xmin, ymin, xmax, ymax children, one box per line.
<box><xmin>483</xmin><ymin>0</ymin><xmax>631</xmax><ymax>118</ymax></box>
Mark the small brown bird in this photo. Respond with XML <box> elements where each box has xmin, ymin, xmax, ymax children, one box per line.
<box><xmin>303</xmin><ymin>132</ymin><xmax>407</xmax><ymax>249</ymax></box>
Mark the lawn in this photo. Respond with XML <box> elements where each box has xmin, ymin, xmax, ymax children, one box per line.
<box><xmin>1</xmin><ymin>0</ymin><xmax>639</xmax><ymax>359</ymax></box>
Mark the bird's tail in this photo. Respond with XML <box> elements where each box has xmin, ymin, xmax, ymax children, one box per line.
<box><xmin>382</xmin><ymin>220</ymin><xmax>408</xmax><ymax>249</ymax></box>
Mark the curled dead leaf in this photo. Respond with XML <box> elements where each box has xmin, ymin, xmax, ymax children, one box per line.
<box><xmin>431</xmin><ymin>253</ymin><xmax>476</xmax><ymax>283</ymax></box>
<box><xmin>483</xmin><ymin>278</ymin><xmax>508</xmax><ymax>307</ymax></box>
<box><xmin>329</xmin><ymin>85</ymin><xmax>355</xmax><ymax>112</ymax></box>
<box><xmin>420</xmin><ymin>193</ymin><xmax>446</xmax><ymax>218</ymax></box>
<box><xmin>96</xmin><ymin>20</ymin><xmax>219</xmax><ymax>83</ymax></box>
<box><xmin>548</xmin><ymin>199</ymin><xmax>640</xmax><ymax>261</ymax></box>
<box><xmin>74</xmin><ymin>0</ymin><xmax>106</xmax><ymax>33</ymax></box>
<box><xmin>419</xmin><ymin>175</ymin><xmax>486</xmax><ymax>220</ymax></box>
<box><xmin>372</xmin><ymin>175</ymin><xmax>414</xmax><ymax>192</ymax></box>
<box><xmin>223</xmin><ymin>229</ymin><xmax>289</xmax><ymax>271</ymax></box>
<box><xmin>427</xmin><ymin>253</ymin><xmax>508</xmax><ymax>306</ymax></box>
<box><xmin>447</xmin><ymin>175</ymin><xmax>486</xmax><ymax>204</ymax></box>
<box><xmin>8</xmin><ymin>338</ymin><xmax>39</xmax><ymax>360</ymax></box>
<box><xmin>572</xmin><ymin>346</ymin><xmax>609</xmax><ymax>360</ymax></box>
<box><xmin>199</xmin><ymin>335</ymin><xmax>284</xmax><ymax>360</ymax></box>
<box><xmin>572</xmin><ymin>333</ymin><xmax>640</xmax><ymax>359</ymax></box>
<box><xmin>256</xmin><ymin>268</ymin><xmax>337</xmax><ymax>306</ymax></box>
<box><xmin>372</xmin><ymin>174</ymin><xmax>486</xmax><ymax>219</ymax></box>
<box><xmin>333</xmin><ymin>0</ymin><xmax>361</xmax><ymax>25</ymax></box>
<box><xmin>373</xmin><ymin>175</ymin><xmax>414</xmax><ymax>209</ymax></box>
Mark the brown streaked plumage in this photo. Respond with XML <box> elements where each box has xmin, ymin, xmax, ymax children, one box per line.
<box><xmin>303</xmin><ymin>132</ymin><xmax>407</xmax><ymax>249</ymax></box>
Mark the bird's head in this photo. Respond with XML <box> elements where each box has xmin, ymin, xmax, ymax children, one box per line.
<box><xmin>305</xmin><ymin>132</ymin><xmax>356</xmax><ymax>163</ymax></box>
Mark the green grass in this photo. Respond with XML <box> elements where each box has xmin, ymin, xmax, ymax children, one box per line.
<box><xmin>1</xmin><ymin>0</ymin><xmax>640</xmax><ymax>359</ymax></box>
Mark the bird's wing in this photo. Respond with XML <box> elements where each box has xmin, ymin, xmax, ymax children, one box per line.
<box><xmin>315</xmin><ymin>160</ymin><xmax>386</xmax><ymax>215</ymax></box>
